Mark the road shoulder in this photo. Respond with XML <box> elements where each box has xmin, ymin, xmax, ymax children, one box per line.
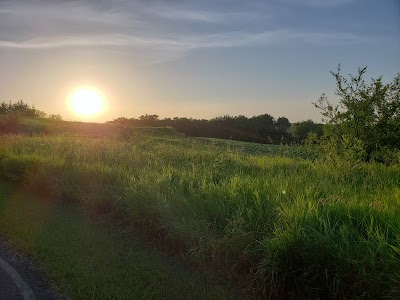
<box><xmin>0</xmin><ymin>236</ymin><xmax>66</xmax><ymax>300</ymax></box>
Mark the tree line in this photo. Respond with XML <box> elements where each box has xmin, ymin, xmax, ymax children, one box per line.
<box><xmin>0</xmin><ymin>100</ymin><xmax>46</xmax><ymax>118</ymax></box>
<box><xmin>0</xmin><ymin>99</ymin><xmax>322</xmax><ymax>144</ymax></box>
<box><xmin>109</xmin><ymin>114</ymin><xmax>323</xmax><ymax>144</ymax></box>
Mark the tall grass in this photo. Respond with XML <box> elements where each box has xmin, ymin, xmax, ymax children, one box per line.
<box><xmin>0</xmin><ymin>133</ymin><xmax>399</xmax><ymax>298</ymax></box>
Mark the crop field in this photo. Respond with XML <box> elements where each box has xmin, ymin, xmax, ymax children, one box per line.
<box><xmin>0</xmin><ymin>132</ymin><xmax>399</xmax><ymax>298</ymax></box>
<box><xmin>193</xmin><ymin>137</ymin><xmax>317</xmax><ymax>160</ymax></box>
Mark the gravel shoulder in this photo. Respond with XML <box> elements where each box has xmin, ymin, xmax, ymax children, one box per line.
<box><xmin>0</xmin><ymin>236</ymin><xmax>67</xmax><ymax>300</ymax></box>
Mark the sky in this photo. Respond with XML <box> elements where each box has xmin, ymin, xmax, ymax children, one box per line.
<box><xmin>0</xmin><ymin>0</ymin><xmax>399</xmax><ymax>122</ymax></box>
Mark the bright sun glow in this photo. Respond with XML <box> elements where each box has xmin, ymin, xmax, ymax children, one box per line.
<box><xmin>70</xmin><ymin>88</ymin><xmax>104</xmax><ymax>115</ymax></box>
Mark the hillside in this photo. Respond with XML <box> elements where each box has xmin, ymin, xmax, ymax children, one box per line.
<box><xmin>0</xmin><ymin>131</ymin><xmax>399</xmax><ymax>298</ymax></box>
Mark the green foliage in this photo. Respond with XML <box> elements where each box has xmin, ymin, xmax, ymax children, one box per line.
<box><xmin>314</xmin><ymin>66</ymin><xmax>400</xmax><ymax>165</ymax></box>
<box><xmin>1</xmin><ymin>100</ymin><xmax>324</xmax><ymax>146</ymax></box>
<box><xmin>0</xmin><ymin>100</ymin><xmax>46</xmax><ymax>118</ymax></box>
<box><xmin>48</xmin><ymin>114</ymin><xmax>63</xmax><ymax>120</ymax></box>
<box><xmin>110</xmin><ymin>113</ymin><xmax>298</xmax><ymax>144</ymax></box>
<box><xmin>0</xmin><ymin>133</ymin><xmax>399</xmax><ymax>299</ymax></box>
<box><xmin>290</xmin><ymin>119</ymin><xmax>323</xmax><ymax>143</ymax></box>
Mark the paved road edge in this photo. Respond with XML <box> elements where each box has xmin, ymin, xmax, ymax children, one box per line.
<box><xmin>0</xmin><ymin>255</ymin><xmax>36</xmax><ymax>300</ymax></box>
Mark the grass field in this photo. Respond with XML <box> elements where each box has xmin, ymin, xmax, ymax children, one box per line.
<box><xmin>193</xmin><ymin>137</ymin><xmax>317</xmax><ymax>160</ymax></box>
<box><xmin>0</xmin><ymin>131</ymin><xmax>399</xmax><ymax>298</ymax></box>
<box><xmin>0</xmin><ymin>181</ymin><xmax>235</xmax><ymax>299</ymax></box>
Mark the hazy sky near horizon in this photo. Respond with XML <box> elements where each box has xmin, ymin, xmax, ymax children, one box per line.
<box><xmin>1</xmin><ymin>0</ymin><xmax>399</xmax><ymax>122</ymax></box>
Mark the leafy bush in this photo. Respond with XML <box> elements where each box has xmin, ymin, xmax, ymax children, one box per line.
<box><xmin>314</xmin><ymin>66</ymin><xmax>400</xmax><ymax>165</ymax></box>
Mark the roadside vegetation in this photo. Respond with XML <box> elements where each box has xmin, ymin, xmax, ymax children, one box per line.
<box><xmin>0</xmin><ymin>66</ymin><xmax>399</xmax><ymax>298</ymax></box>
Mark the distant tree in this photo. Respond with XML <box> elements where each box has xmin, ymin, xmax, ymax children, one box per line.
<box><xmin>290</xmin><ymin>120</ymin><xmax>323</xmax><ymax>143</ymax></box>
<box><xmin>48</xmin><ymin>114</ymin><xmax>63</xmax><ymax>120</ymax></box>
<box><xmin>275</xmin><ymin>117</ymin><xmax>291</xmax><ymax>143</ymax></box>
<box><xmin>138</xmin><ymin>114</ymin><xmax>159</xmax><ymax>126</ymax></box>
<box><xmin>276</xmin><ymin>117</ymin><xmax>291</xmax><ymax>130</ymax></box>
<box><xmin>0</xmin><ymin>100</ymin><xmax>46</xmax><ymax>118</ymax></box>
<box><xmin>313</xmin><ymin>65</ymin><xmax>400</xmax><ymax>164</ymax></box>
<box><xmin>109</xmin><ymin>113</ymin><xmax>299</xmax><ymax>144</ymax></box>
<box><xmin>111</xmin><ymin>117</ymin><xmax>131</xmax><ymax>125</ymax></box>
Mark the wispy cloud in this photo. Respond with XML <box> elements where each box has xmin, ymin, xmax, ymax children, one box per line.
<box><xmin>144</xmin><ymin>6</ymin><xmax>261</xmax><ymax>24</ymax></box>
<box><xmin>0</xmin><ymin>0</ymin><xmax>371</xmax><ymax>63</ymax></box>
<box><xmin>0</xmin><ymin>30</ymin><xmax>368</xmax><ymax>50</ymax></box>
<box><xmin>277</xmin><ymin>0</ymin><xmax>357</xmax><ymax>7</ymax></box>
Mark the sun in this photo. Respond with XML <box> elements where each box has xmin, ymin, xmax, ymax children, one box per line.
<box><xmin>70</xmin><ymin>88</ymin><xmax>105</xmax><ymax>115</ymax></box>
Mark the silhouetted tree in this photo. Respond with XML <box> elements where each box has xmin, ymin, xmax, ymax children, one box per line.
<box><xmin>0</xmin><ymin>100</ymin><xmax>46</xmax><ymax>117</ymax></box>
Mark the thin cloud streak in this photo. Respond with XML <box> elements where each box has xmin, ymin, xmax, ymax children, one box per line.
<box><xmin>0</xmin><ymin>1</ymin><xmax>141</xmax><ymax>38</ymax></box>
<box><xmin>145</xmin><ymin>6</ymin><xmax>262</xmax><ymax>24</ymax></box>
<box><xmin>0</xmin><ymin>0</ymin><xmax>374</xmax><ymax>63</ymax></box>
<box><xmin>277</xmin><ymin>0</ymin><xmax>356</xmax><ymax>7</ymax></box>
<box><xmin>0</xmin><ymin>30</ymin><xmax>370</xmax><ymax>58</ymax></box>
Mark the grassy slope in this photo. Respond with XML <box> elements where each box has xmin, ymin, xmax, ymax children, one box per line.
<box><xmin>19</xmin><ymin>117</ymin><xmax>186</xmax><ymax>138</ymax></box>
<box><xmin>0</xmin><ymin>133</ymin><xmax>399</xmax><ymax>298</ymax></box>
<box><xmin>193</xmin><ymin>137</ymin><xmax>316</xmax><ymax>160</ymax></box>
<box><xmin>0</xmin><ymin>181</ymin><xmax>236</xmax><ymax>299</ymax></box>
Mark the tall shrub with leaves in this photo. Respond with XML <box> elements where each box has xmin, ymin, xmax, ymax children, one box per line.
<box><xmin>314</xmin><ymin>66</ymin><xmax>400</xmax><ymax>165</ymax></box>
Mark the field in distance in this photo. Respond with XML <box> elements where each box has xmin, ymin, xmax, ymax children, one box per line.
<box><xmin>0</xmin><ymin>129</ymin><xmax>399</xmax><ymax>299</ymax></box>
<box><xmin>193</xmin><ymin>137</ymin><xmax>316</xmax><ymax>160</ymax></box>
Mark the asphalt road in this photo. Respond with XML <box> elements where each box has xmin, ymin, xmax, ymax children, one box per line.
<box><xmin>0</xmin><ymin>262</ymin><xmax>23</xmax><ymax>300</ymax></box>
<box><xmin>0</xmin><ymin>237</ymin><xmax>66</xmax><ymax>300</ymax></box>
